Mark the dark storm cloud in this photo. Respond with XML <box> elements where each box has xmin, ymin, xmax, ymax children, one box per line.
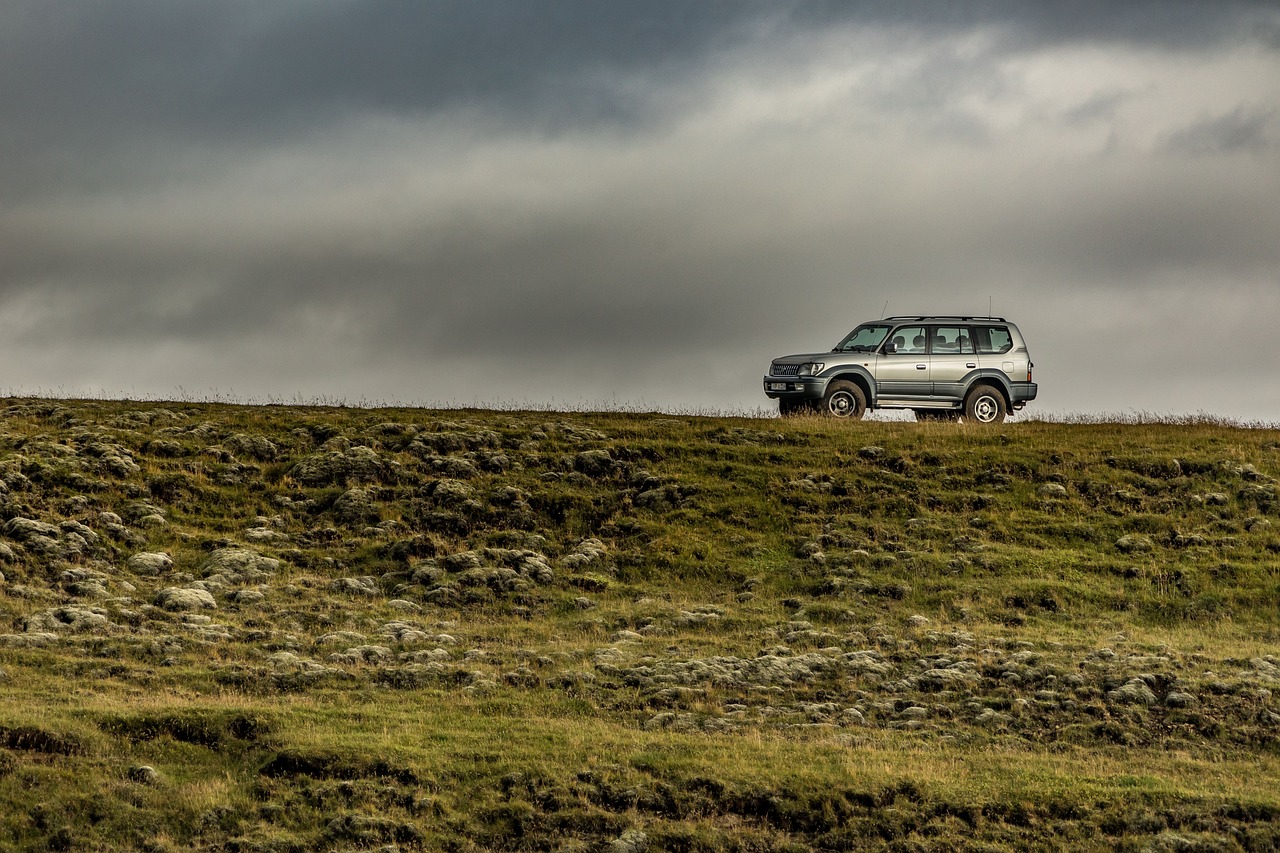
<box><xmin>2</xmin><ymin>1</ymin><xmax>1279</xmax><ymax>416</ymax></box>
<box><xmin>1162</xmin><ymin>107</ymin><xmax>1278</xmax><ymax>155</ymax></box>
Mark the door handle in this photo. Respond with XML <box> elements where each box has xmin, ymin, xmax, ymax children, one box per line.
<box><xmin>916</xmin><ymin>364</ymin><xmax>927</xmax><ymax>370</ymax></box>
<box><xmin>966</xmin><ymin>362</ymin><xmax>976</xmax><ymax>368</ymax></box>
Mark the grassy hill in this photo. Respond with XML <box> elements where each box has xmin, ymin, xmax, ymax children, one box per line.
<box><xmin>1</xmin><ymin>398</ymin><xmax>1279</xmax><ymax>851</ymax></box>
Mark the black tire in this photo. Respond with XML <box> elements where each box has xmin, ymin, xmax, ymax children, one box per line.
<box><xmin>821</xmin><ymin>380</ymin><xmax>866</xmax><ymax>420</ymax></box>
<box><xmin>964</xmin><ymin>384</ymin><xmax>1007</xmax><ymax>424</ymax></box>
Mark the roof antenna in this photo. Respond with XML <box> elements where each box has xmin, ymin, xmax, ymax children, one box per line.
<box><xmin>881</xmin><ymin>299</ymin><xmax>889</xmax><ymax>319</ymax></box>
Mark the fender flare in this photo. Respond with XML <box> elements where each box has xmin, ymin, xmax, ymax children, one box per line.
<box><xmin>819</xmin><ymin>367</ymin><xmax>878</xmax><ymax>407</ymax></box>
<box><xmin>962</xmin><ymin>371</ymin><xmax>1014</xmax><ymax>405</ymax></box>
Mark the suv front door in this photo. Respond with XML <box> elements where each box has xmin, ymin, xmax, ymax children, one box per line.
<box><xmin>875</xmin><ymin>325</ymin><xmax>930</xmax><ymax>399</ymax></box>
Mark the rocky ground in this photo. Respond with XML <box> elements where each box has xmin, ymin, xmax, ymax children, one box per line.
<box><xmin>1</xmin><ymin>399</ymin><xmax>1279</xmax><ymax>850</ymax></box>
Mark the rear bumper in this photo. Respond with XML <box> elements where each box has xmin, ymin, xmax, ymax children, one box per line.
<box><xmin>1011</xmin><ymin>382</ymin><xmax>1038</xmax><ymax>406</ymax></box>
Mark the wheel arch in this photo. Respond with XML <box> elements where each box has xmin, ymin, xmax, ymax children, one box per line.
<box><xmin>824</xmin><ymin>369</ymin><xmax>876</xmax><ymax>407</ymax></box>
<box><xmin>962</xmin><ymin>372</ymin><xmax>1013</xmax><ymax>406</ymax></box>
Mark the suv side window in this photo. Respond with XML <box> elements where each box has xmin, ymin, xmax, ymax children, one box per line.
<box><xmin>931</xmin><ymin>326</ymin><xmax>974</xmax><ymax>354</ymax></box>
<box><xmin>974</xmin><ymin>325</ymin><xmax>1013</xmax><ymax>354</ymax></box>
<box><xmin>887</xmin><ymin>326</ymin><xmax>927</xmax><ymax>354</ymax></box>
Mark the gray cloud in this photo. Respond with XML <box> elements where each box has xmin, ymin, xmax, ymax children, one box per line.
<box><xmin>2</xmin><ymin>2</ymin><xmax>1279</xmax><ymax>418</ymax></box>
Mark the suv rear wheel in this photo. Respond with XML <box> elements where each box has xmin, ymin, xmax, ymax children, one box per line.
<box><xmin>964</xmin><ymin>384</ymin><xmax>1006</xmax><ymax>424</ymax></box>
<box><xmin>822</xmin><ymin>380</ymin><xmax>866</xmax><ymax>419</ymax></box>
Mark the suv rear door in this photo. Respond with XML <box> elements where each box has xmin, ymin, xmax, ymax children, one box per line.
<box><xmin>927</xmin><ymin>325</ymin><xmax>977</xmax><ymax>402</ymax></box>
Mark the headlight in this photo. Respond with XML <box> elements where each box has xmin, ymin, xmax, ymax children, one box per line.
<box><xmin>798</xmin><ymin>362</ymin><xmax>824</xmax><ymax>376</ymax></box>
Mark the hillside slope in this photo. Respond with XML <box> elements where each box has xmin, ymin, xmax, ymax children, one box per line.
<box><xmin>1</xmin><ymin>399</ymin><xmax>1279</xmax><ymax>851</ymax></box>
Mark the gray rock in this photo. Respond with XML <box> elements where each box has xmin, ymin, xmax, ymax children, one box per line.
<box><xmin>574</xmin><ymin>449</ymin><xmax>614</xmax><ymax>476</ymax></box>
<box><xmin>0</xmin><ymin>632</ymin><xmax>59</xmax><ymax>648</ymax></box>
<box><xmin>291</xmin><ymin>447</ymin><xmax>386</xmax><ymax>486</ymax></box>
<box><xmin>387</xmin><ymin>599</ymin><xmax>422</xmax><ymax>612</ymax></box>
<box><xmin>331</xmin><ymin>576</ymin><xmax>380</xmax><ymax>596</ymax></box>
<box><xmin>428</xmin><ymin>479</ymin><xmax>474</xmax><ymax>505</ymax></box>
<box><xmin>201</xmin><ymin>548</ymin><xmax>280</xmax><ymax>577</ymax></box>
<box><xmin>608</xmin><ymin>829</ymin><xmax>648</xmax><ymax>853</ymax></box>
<box><xmin>127</xmin><ymin>552</ymin><xmax>173</xmax><ymax>576</ymax></box>
<box><xmin>26</xmin><ymin>606</ymin><xmax>112</xmax><ymax>633</ymax></box>
<box><xmin>243</xmin><ymin>527</ymin><xmax>288</xmax><ymax>543</ymax></box>
<box><xmin>122</xmin><ymin>501</ymin><xmax>166</xmax><ymax>523</ymax></box>
<box><xmin>127</xmin><ymin>765</ymin><xmax>161</xmax><ymax>785</ymax></box>
<box><xmin>1115</xmin><ymin>535</ymin><xmax>1154</xmax><ymax>553</ymax></box>
<box><xmin>1038</xmin><ymin>483</ymin><xmax>1068</xmax><ymax>497</ymax></box>
<box><xmin>1108</xmin><ymin>678</ymin><xmax>1158</xmax><ymax>706</ymax></box>
<box><xmin>975</xmin><ymin>708</ymin><xmax>1012</xmax><ymax>727</ymax></box>
<box><xmin>225</xmin><ymin>433</ymin><xmax>279</xmax><ymax>461</ymax></box>
<box><xmin>1164</xmin><ymin>691</ymin><xmax>1196</xmax><ymax>708</ymax></box>
<box><xmin>4</xmin><ymin>517</ymin><xmax>60</xmax><ymax>541</ymax></box>
<box><xmin>154</xmin><ymin>587</ymin><xmax>217</xmax><ymax>611</ymax></box>
<box><xmin>332</xmin><ymin>488</ymin><xmax>378</xmax><ymax>525</ymax></box>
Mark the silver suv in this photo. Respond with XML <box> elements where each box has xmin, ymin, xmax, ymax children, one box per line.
<box><xmin>764</xmin><ymin>315</ymin><xmax>1037</xmax><ymax>423</ymax></box>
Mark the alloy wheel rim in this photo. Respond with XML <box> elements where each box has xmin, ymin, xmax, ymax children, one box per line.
<box><xmin>828</xmin><ymin>392</ymin><xmax>856</xmax><ymax>417</ymax></box>
<box><xmin>974</xmin><ymin>396</ymin><xmax>998</xmax><ymax>422</ymax></box>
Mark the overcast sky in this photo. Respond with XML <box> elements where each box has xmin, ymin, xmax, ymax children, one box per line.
<box><xmin>3</xmin><ymin>1</ymin><xmax>1279</xmax><ymax>419</ymax></box>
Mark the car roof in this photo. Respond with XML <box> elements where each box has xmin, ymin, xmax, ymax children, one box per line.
<box><xmin>881</xmin><ymin>315</ymin><xmax>1008</xmax><ymax>322</ymax></box>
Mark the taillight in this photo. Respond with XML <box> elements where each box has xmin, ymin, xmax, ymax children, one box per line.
<box><xmin>1027</xmin><ymin>363</ymin><xmax>1034</xmax><ymax>382</ymax></box>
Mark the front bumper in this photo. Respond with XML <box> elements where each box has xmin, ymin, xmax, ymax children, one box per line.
<box><xmin>763</xmin><ymin>376</ymin><xmax>826</xmax><ymax>400</ymax></box>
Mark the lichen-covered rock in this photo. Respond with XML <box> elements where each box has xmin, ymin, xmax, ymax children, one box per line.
<box><xmin>333</xmin><ymin>488</ymin><xmax>379</xmax><ymax>525</ymax></box>
<box><xmin>226</xmin><ymin>433</ymin><xmax>279</xmax><ymax>461</ymax></box>
<box><xmin>200</xmin><ymin>548</ymin><xmax>281</xmax><ymax>578</ymax></box>
<box><xmin>0</xmin><ymin>632</ymin><xmax>59</xmax><ymax>648</ymax></box>
<box><xmin>574</xmin><ymin>449</ymin><xmax>614</xmax><ymax>477</ymax></box>
<box><xmin>4</xmin><ymin>517</ymin><xmax>60</xmax><ymax>542</ymax></box>
<box><xmin>290</xmin><ymin>446</ymin><xmax>387</xmax><ymax>486</ymax></box>
<box><xmin>1115</xmin><ymin>535</ymin><xmax>1154</xmax><ymax>553</ymax></box>
<box><xmin>154</xmin><ymin>587</ymin><xmax>217</xmax><ymax>611</ymax></box>
<box><xmin>25</xmin><ymin>606</ymin><xmax>112</xmax><ymax>633</ymax></box>
<box><xmin>608</xmin><ymin>829</ymin><xmax>648</xmax><ymax>853</ymax></box>
<box><xmin>561</xmin><ymin>538</ymin><xmax>607</xmax><ymax>569</ymax></box>
<box><xmin>1108</xmin><ymin>678</ymin><xmax>1158</xmax><ymax>706</ymax></box>
<box><xmin>425</xmin><ymin>479</ymin><xmax>474</xmax><ymax>505</ymax></box>
<box><xmin>330</xmin><ymin>576</ymin><xmax>380</xmax><ymax>596</ymax></box>
<box><xmin>127</xmin><ymin>552</ymin><xmax>173</xmax><ymax>576</ymax></box>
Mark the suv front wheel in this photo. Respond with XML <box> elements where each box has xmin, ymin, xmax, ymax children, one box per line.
<box><xmin>964</xmin><ymin>384</ymin><xmax>1007</xmax><ymax>424</ymax></box>
<box><xmin>822</xmin><ymin>380</ymin><xmax>866</xmax><ymax>419</ymax></box>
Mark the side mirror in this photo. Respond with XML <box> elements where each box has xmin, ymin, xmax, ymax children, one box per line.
<box><xmin>884</xmin><ymin>342</ymin><xmax>898</xmax><ymax>354</ymax></box>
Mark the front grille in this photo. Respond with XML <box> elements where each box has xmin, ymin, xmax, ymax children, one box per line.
<box><xmin>771</xmin><ymin>363</ymin><xmax>800</xmax><ymax>376</ymax></box>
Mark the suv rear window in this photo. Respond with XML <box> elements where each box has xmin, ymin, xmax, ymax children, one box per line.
<box><xmin>973</xmin><ymin>325</ymin><xmax>1013</xmax><ymax>354</ymax></box>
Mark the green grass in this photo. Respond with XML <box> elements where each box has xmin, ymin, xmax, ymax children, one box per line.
<box><xmin>1</xmin><ymin>399</ymin><xmax>1280</xmax><ymax>850</ymax></box>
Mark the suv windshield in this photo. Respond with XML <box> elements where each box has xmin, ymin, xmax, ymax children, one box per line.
<box><xmin>835</xmin><ymin>324</ymin><xmax>891</xmax><ymax>353</ymax></box>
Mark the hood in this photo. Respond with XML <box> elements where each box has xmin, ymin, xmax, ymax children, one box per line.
<box><xmin>769</xmin><ymin>352</ymin><xmax>836</xmax><ymax>365</ymax></box>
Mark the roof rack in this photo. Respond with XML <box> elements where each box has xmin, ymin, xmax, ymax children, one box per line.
<box><xmin>883</xmin><ymin>315</ymin><xmax>1006</xmax><ymax>322</ymax></box>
